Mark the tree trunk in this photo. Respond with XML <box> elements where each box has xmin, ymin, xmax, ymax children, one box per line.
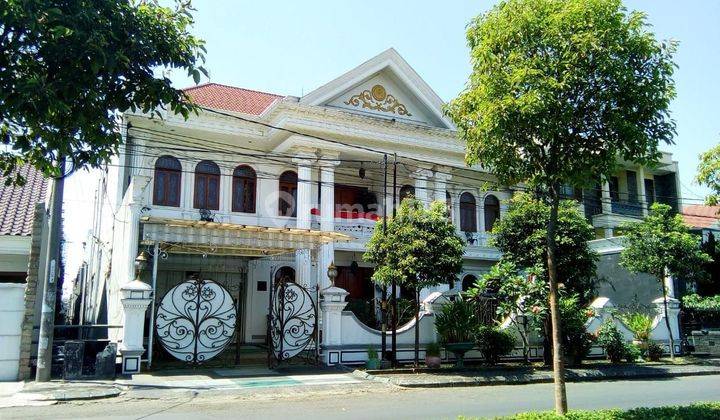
<box><xmin>660</xmin><ymin>274</ymin><xmax>676</xmax><ymax>360</ymax></box>
<box><xmin>414</xmin><ymin>288</ymin><xmax>420</xmax><ymax>367</ymax></box>
<box><xmin>547</xmin><ymin>187</ymin><xmax>568</xmax><ymax>415</ymax></box>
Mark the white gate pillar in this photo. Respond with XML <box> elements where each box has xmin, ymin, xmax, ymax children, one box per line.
<box><xmin>320</xmin><ymin>285</ymin><xmax>349</xmax><ymax>365</ymax></box>
<box><xmin>119</xmin><ymin>279</ymin><xmax>152</xmax><ymax>374</ymax></box>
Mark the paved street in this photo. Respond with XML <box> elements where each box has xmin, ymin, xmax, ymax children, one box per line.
<box><xmin>2</xmin><ymin>375</ymin><xmax>718</xmax><ymax>419</ymax></box>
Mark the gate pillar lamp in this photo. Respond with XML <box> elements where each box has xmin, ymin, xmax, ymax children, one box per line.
<box><xmin>327</xmin><ymin>262</ymin><xmax>338</xmax><ymax>287</ymax></box>
<box><xmin>119</xmin><ymin>252</ymin><xmax>153</xmax><ymax>375</ymax></box>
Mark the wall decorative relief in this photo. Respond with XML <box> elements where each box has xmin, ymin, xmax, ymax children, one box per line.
<box><xmin>344</xmin><ymin>84</ymin><xmax>412</xmax><ymax>116</ymax></box>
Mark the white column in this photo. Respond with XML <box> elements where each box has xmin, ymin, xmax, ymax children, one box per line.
<box><xmin>320</xmin><ymin>285</ymin><xmax>349</xmax><ymax>365</ymax></box>
<box><xmin>125</xmin><ymin>176</ymin><xmax>150</xmax><ymax>284</ymax></box>
<box><xmin>638</xmin><ymin>166</ymin><xmax>648</xmax><ymax>217</ymax></box>
<box><xmin>411</xmin><ymin>169</ymin><xmax>432</xmax><ymax>207</ymax></box>
<box><xmin>294</xmin><ymin>155</ymin><xmax>314</xmax><ymax>287</ymax></box>
<box><xmin>119</xmin><ymin>280</ymin><xmax>152</xmax><ymax>374</ymax></box>
<box><xmin>601</xmin><ymin>180</ymin><xmax>613</xmax><ymax>238</ymax></box>
<box><xmin>220</xmin><ymin>166</ymin><xmax>232</xmax><ymax>215</ymax></box>
<box><xmin>478</xmin><ymin>192</ymin><xmax>486</xmax><ymax>233</ymax></box>
<box><xmin>433</xmin><ymin>172</ymin><xmax>451</xmax><ymax>203</ymax></box>
<box><xmin>318</xmin><ymin>160</ymin><xmax>339</xmax><ymax>289</ymax></box>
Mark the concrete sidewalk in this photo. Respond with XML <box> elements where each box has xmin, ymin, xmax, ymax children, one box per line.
<box><xmin>356</xmin><ymin>361</ymin><xmax>720</xmax><ymax>388</ymax></box>
<box><xmin>0</xmin><ymin>365</ymin><xmax>364</xmax><ymax>408</ymax></box>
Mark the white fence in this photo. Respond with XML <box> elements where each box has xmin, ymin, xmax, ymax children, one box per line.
<box><xmin>319</xmin><ymin>285</ymin><xmax>682</xmax><ymax>366</ymax></box>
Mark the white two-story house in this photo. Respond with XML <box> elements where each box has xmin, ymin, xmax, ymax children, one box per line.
<box><xmin>82</xmin><ymin>48</ymin><xmax>683</xmax><ymax>367</ymax></box>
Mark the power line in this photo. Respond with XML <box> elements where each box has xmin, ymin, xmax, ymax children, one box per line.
<box><xmin>125</xmin><ymin>121</ymin><xmax>704</xmax><ymax>205</ymax></box>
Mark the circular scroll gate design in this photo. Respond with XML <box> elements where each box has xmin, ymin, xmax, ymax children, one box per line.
<box><xmin>155</xmin><ymin>278</ymin><xmax>237</xmax><ymax>363</ymax></box>
<box><xmin>270</xmin><ymin>281</ymin><xmax>317</xmax><ymax>361</ymax></box>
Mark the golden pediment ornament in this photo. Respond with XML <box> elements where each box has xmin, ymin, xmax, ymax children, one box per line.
<box><xmin>344</xmin><ymin>84</ymin><xmax>412</xmax><ymax>117</ymax></box>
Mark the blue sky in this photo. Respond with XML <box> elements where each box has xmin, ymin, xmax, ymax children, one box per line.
<box><xmin>63</xmin><ymin>0</ymin><xmax>720</xmax><ymax>281</ymax></box>
<box><xmin>167</xmin><ymin>0</ymin><xmax>719</xmax><ymax>199</ymax></box>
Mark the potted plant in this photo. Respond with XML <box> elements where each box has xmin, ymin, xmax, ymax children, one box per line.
<box><xmin>621</xmin><ymin>313</ymin><xmax>653</xmax><ymax>347</ymax></box>
<box><xmin>435</xmin><ymin>297</ymin><xmax>477</xmax><ymax>367</ymax></box>
<box><xmin>425</xmin><ymin>342</ymin><xmax>442</xmax><ymax>368</ymax></box>
<box><xmin>365</xmin><ymin>346</ymin><xmax>381</xmax><ymax>370</ymax></box>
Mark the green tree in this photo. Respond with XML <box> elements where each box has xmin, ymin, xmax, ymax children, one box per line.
<box><xmin>364</xmin><ymin>198</ymin><xmax>464</xmax><ymax>366</ymax></box>
<box><xmin>0</xmin><ymin>0</ymin><xmax>207</xmax><ymax>183</ymax></box>
<box><xmin>620</xmin><ymin>203</ymin><xmax>710</xmax><ymax>359</ymax></box>
<box><xmin>472</xmin><ymin>194</ymin><xmax>597</xmax><ymax>364</ymax></box>
<box><xmin>491</xmin><ymin>193</ymin><xmax>598</xmax><ymax>305</ymax></box>
<box><xmin>467</xmin><ymin>261</ymin><xmax>547</xmax><ymax>363</ymax></box>
<box><xmin>446</xmin><ymin>0</ymin><xmax>676</xmax><ymax>413</ymax></box>
<box><xmin>696</xmin><ymin>144</ymin><xmax>720</xmax><ymax>205</ymax></box>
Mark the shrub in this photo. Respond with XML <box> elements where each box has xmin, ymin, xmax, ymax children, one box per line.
<box><xmin>560</xmin><ymin>296</ymin><xmax>595</xmax><ymax>366</ymax></box>
<box><xmin>621</xmin><ymin>312</ymin><xmax>653</xmax><ymax>342</ymax></box>
<box><xmin>596</xmin><ymin>320</ymin><xmax>626</xmax><ymax>363</ymax></box>
<box><xmin>435</xmin><ymin>297</ymin><xmax>478</xmax><ymax>344</ymax></box>
<box><xmin>625</xmin><ymin>342</ymin><xmax>642</xmax><ymax>362</ymax></box>
<box><xmin>647</xmin><ymin>341</ymin><xmax>664</xmax><ymax>362</ymax></box>
<box><xmin>475</xmin><ymin>325</ymin><xmax>515</xmax><ymax>365</ymax></box>
<box><xmin>425</xmin><ymin>342</ymin><xmax>441</xmax><ymax>357</ymax></box>
<box><xmin>367</xmin><ymin>346</ymin><xmax>378</xmax><ymax>360</ymax></box>
<box><xmin>469</xmin><ymin>401</ymin><xmax>720</xmax><ymax>419</ymax></box>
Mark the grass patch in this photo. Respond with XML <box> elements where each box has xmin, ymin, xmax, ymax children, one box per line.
<box><xmin>461</xmin><ymin>402</ymin><xmax>720</xmax><ymax>419</ymax></box>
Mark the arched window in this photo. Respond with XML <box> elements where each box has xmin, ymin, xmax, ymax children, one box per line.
<box><xmin>484</xmin><ymin>194</ymin><xmax>500</xmax><ymax>232</ymax></box>
<box><xmin>460</xmin><ymin>192</ymin><xmax>477</xmax><ymax>232</ymax></box>
<box><xmin>194</xmin><ymin>160</ymin><xmax>220</xmax><ymax>210</ymax></box>
<box><xmin>462</xmin><ymin>274</ymin><xmax>477</xmax><ymax>292</ymax></box>
<box><xmin>278</xmin><ymin>170</ymin><xmax>298</xmax><ymax>217</ymax></box>
<box><xmin>232</xmin><ymin>165</ymin><xmax>256</xmax><ymax>213</ymax></box>
<box><xmin>153</xmin><ymin>155</ymin><xmax>181</xmax><ymax>207</ymax></box>
<box><xmin>399</xmin><ymin>185</ymin><xmax>415</xmax><ymax>203</ymax></box>
<box><xmin>274</xmin><ymin>266</ymin><xmax>296</xmax><ymax>284</ymax></box>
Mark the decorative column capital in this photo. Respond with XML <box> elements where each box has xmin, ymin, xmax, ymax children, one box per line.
<box><xmin>433</xmin><ymin>171</ymin><xmax>452</xmax><ymax>183</ymax></box>
<box><xmin>410</xmin><ymin>168</ymin><xmax>433</xmax><ymax>180</ymax></box>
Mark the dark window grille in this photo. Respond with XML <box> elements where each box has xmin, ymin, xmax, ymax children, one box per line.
<box><xmin>460</xmin><ymin>192</ymin><xmax>477</xmax><ymax>232</ymax></box>
<box><xmin>484</xmin><ymin>194</ymin><xmax>500</xmax><ymax>232</ymax></box>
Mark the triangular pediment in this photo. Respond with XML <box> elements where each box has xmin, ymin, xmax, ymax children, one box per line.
<box><xmin>300</xmin><ymin>48</ymin><xmax>453</xmax><ymax>129</ymax></box>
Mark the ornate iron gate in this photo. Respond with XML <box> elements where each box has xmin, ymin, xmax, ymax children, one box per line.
<box><xmin>268</xmin><ymin>278</ymin><xmax>319</xmax><ymax>367</ymax></box>
<box><xmin>155</xmin><ymin>277</ymin><xmax>237</xmax><ymax>364</ymax></box>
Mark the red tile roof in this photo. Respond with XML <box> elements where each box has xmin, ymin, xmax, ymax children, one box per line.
<box><xmin>682</xmin><ymin>204</ymin><xmax>720</xmax><ymax>229</ymax></box>
<box><xmin>0</xmin><ymin>165</ymin><xmax>48</xmax><ymax>236</ymax></box>
<box><xmin>183</xmin><ymin>83</ymin><xmax>283</xmax><ymax>115</ymax></box>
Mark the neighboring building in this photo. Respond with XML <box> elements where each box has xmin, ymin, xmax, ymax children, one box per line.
<box><xmin>82</xmin><ymin>49</ymin><xmax>684</xmax><ymax>367</ymax></box>
<box><xmin>0</xmin><ymin>165</ymin><xmax>48</xmax><ymax>380</ymax></box>
<box><xmin>682</xmin><ymin>204</ymin><xmax>720</xmax><ymax>238</ymax></box>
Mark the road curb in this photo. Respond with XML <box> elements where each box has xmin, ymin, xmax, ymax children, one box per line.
<box><xmin>362</xmin><ymin>366</ymin><xmax>720</xmax><ymax>388</ymax></box>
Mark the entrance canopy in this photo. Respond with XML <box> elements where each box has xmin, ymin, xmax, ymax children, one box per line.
<box><xmin>140</xmin><ymin>217</ymin><xmax>353</xmax><ymax>257</ymax></box>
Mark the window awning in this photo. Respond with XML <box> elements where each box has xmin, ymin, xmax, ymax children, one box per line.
<box><xmin>140</xmin><ymin>217</ymin><xmax>353</xmax><ymax>257</ymax></box>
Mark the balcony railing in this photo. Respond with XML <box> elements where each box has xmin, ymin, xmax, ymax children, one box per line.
<box><xmin>610</xmin><ymin>200</ymin><xmax>644</xmax><ymax>217</ymax></box>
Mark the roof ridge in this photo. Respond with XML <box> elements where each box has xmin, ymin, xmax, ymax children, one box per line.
<box><xmin>183</xmin><ymin>82</ymin><xmax>284</xmax><ymax>98</ymax></box>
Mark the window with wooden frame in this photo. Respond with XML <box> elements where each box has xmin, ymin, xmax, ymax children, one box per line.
<box><xmin>232</xmin><ymin>165</ymin><xmax>256</xmax><ymax>213</ymax></box>
<box><xmin>194</xmin><ymin>160</ymin><xmax>220</xmax><ymax>210</ymax></box>
<box><xmin>153</xmin><ymin>155</ymin><xmax>182</xmax><ymax>207</ymax></box>
<box><xmin>459</xmin><ymin>192</ymin><xmax>477</xmax><ymax>232</ymax></box>
<box><xmin>484</xmin><ymin>194</ymin><xmax>500</xmax><ymax>232</ymax></box>
<box><xmin>278</xmin><ymin>170</ymin><xmax>298</xmax><ymax>217</ymax></box>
